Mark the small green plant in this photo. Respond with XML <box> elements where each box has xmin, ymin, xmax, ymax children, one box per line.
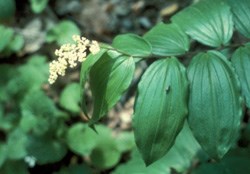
<box><xmin>0</xmin><ymin>25</ymin><xmax>24</xmax><ymax>57</ymax></box>
<box><xmin>0</xmin><ymin>54</ymin><xmax>134</xmax><ymax>173</ymax></box>
<box><xmin>49</xmin><ymin>0</ymin><xmax>250</xmax><ymax>168</ymax></box>
<box><xmin>29</xmin><ymin>0</ymin><xmax>49</xmax><ymax>14</ymax></box>
<box><xmin>46</xmin><ymin>20</ymin><xmax>81</xmax><ymax>46</ymax></box>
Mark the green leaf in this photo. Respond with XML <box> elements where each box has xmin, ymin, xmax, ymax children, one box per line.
<box><xmin>20</xmin><ymin>90</ymin><xmax>60</xmax><ymax>136</ymax></box>
<box><xmin>143</xmin><ymin>23</ymin><xmax>189</xmax><ymax>56</ymax></box>
<box><xmin>231</xmin><ymin>45</ymin><xmax>250</xmax><ymax>108</ymax></box>
<box><xmin>171</xmin><ymin>0</ymin><xmax>233</xmax><ymax>47</ymax></box>
<box><xmin>113</xmin><ymin>123</ymin><xmax>201</xmax><ymax>174</ymax></box>
<box><xmin>162</xmin><ymin>123</ymin><xmax>202</xmax><ymax>172</ymax></box>
<box><xmin>226</xmin><ymin>0</ymin><xmax>250</xmax><ymax>38</ymax></box>
<box><xmin>7</xmin><ymin>55</ymin><xmax>49</xmax><ymax>99</ymax></box>
<box><xmin>0</xmin><ymin>143</ymin><xmax>7</xmax><ymax>167</ymax></box>
<box><xmin>21</xmin><ymin>90</ymin><xmax>58</xmax><ymax>120</ymax></box>
<box><xmin>84</xmin><ymin>125</ymin><xmax>122</xmax><ymax>169</ymax></box>
<box><xmin>0</xmin><ymin>113</ymin><xmax>18</xmax><ymax>132</ymax></box>
<box><xmin>0</xmin><ymin>160</ymin><xmax>29</xmax><ymax>174</ymax></box>
<box><xmin>94</xmin><ymin>125</ymin><xmax>113</xmax><ymax>139</ymax></box>
<box><xmin>30</xmin><ymin>0</ymin><xmax>49</xmax><ymax>13</ymax></box>
<box><xmin>0</xmin><ymin>0</ymin><xmax>15</xmax><ymax>20</ymax></box>
<box><xmin>2</xmin><ymin>33</ymin><xmax>25</xmax><ymax>56</ymax></box>
<box><xmin>46</xmin><ymin>20</ymin><xmax>81</xmax><ymax>45</ymax></box>
<box><xmin>244</xmin><ymin>122</ymin><xmax>250</xmax><ymax>142</ymax></box>
<box><xmin>192</xmin><ymin>148</ymin><xmax>250</xmax><ymax>174</ymax></box>
<box><xmin>90</xmin><ymin>141</ymin><xmax>121</xmax><ymax>170</ymax></box>
<box><xmin>80</xmin><ymin>49</ymin><xmax>107</xmax><ymax>117</ymax></box>
<box><xmin>221</xmin><ymin>148</ymin><xmax>250</xmax><ymax>173</ymax></box>
<box><xmin>112</xmin><ymin>34</ymin><xmax>152</xmax><ymax>57</ymax></box>
<box><xmin>0</xmin><ymin>64</ymin><xmax>16</xmax><ymax>102</ymax></box>
<box><xmin>89</xmin><ymin>51</ymin><xmax>135</xmax><ymax>124</ymax></box>
<box><xmin>55</xmin><ymin>164</ymin><xmax>92</xmax><ymax>174</ymax></box>
<box><xmin>26</xmin><ymin>135</ymin><xmax>67</xmax><ymax>165</ymax></box>
<box><xmin>192</xmin><ymin>163</ymin><xmax>226</xmax><ymax>174</ymax></box>
<box><xmin>133</xmin><ymin>58</ymin><xmax>188</xmax><ymax>165</ymax></box>
<box><xmin>19</xmin><ymin>111</ymin><xmax>37</xmax><ymax>131</ymax></box>
<box><xmin>7</xmin><ymin>34</ymin><xmax>24</xmax><ymax>52</ymax></box>
<box><xmin>67</xmin><ymin>124</ymin><xmax>122</xmax><ymax>169</ymax></box>
<box><xmin>115</xmin><ymin>132</ymin><xmax>135</xmax><ymax>153</ymax></box>
<box><xmin>6</xmin><ymin>129</ymin><xmax>27</xmax><ymax>160</ymax></box>
<box><xmin>59</xmin><ymin>83</ymin><xmax>81</xmax><ymax>113</ymax></box>
<box><xmin>66</xmin><ymin>123</ymin><xmax>98</xmax><ymax>156</ymax></box>
<box><xmin>0</xmin><ymin>25</ymin><xmax>14</xmax><ymax>52</ymax></box>
<box><xmin>187</xmin><ymin>51</ymin><xmax>243</xmax><ymax>159</ymax></box>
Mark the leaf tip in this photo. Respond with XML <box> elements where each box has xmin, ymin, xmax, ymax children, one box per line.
<box><xmin>143</xmin><ymin>158</ymin><xmax>154</xmax><ymax>167</ymax></box>
<box><xmin>141</xmin><ymin>152</ymin><xmax>161</xmax><ymax>167</ymax></box>
<box><xmin>88</xmin><ymin>123</ymin><xmax>98</xmax><ymax>134</ymax></box>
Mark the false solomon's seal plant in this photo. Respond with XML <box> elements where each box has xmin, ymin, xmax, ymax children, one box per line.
<box><xmin>49</xmin><ymin>0</ymin><xmax>250</xmax><ymax>166</ymax></box>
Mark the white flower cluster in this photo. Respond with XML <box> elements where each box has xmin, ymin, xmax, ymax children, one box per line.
<box><xmin>48</xmin><ymin>35</ymin><xmax>100</xmax><ymax>84</ymax></box>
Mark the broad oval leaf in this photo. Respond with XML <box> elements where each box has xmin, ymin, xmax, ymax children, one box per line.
<box><xmin>46</xmin><ymin>20</ymin><xmax>81</xmax><ymax>45</ymax></box>
<box><xmin>26</xmin><ymin>135</ymin><xmax>67</xmax><ymax>165</ymax></box>
<box><xmin>171</xmin><ymin>0</ymin><xmax>233</xmax><ymax>47</ymax></box>
<box><xmin>113</xmin><ymin>122</ymin><xmax>201</xmax><ymax>174</ymax></box>
<box><xmin>231</xmin><ymin>45</ymin><xmax>250</xmax><ymax>108</ymax></box>
<box><xmin>30</xmin><ymin>0</ymin><xmax>49</xmax><ymax>14</ymax></box>
<box><xmin>0</xmin><ymin>161</ymin><xmax>29</xmax><ymax>174</ymax></box>
<box><xmin>89</xmin><ymin>125</ymin><xmax>121</xmax><ymax>169</ymax></box>
<box><xmin>187</xmin><ymin>51</ymin><xmax>243</xmax><ymax>159</ymax></box>
<box><xmin>0</xmin><ymin>26</ymin><xmax>14</xmax><ymax>52</ymax></box>
<box><xmin>191</xmin><ymin>148</ymin><xmax>250</xmax><ymax>174</ymax></box>
<box><xmin>115</xmin><ymin>132</ymin><xmax>135</xmax><ymax>153</ymax></box>
<box><xmin>59</xmin><ymin>83</ymin><xmax>81</xmax><ymax>114</ymax></box>
<box><xmin>133</xmin><ymin>58</ymin><xmax>188</xmax><ymax>165</ymax></box>
<box><xmin>80</xmin><ymin>49</ymin><xmax>106</xmax><ymax>117</ymax></box>
<box><xmin>89</xmin><ymin>52</ymin><xmax>135</xmax><ymax>124</ymax></box>
<box><xmin>90</xmin><ymin>141</ymin><xmax>121</xmax><ymax>170</ymax></box>
<box><xmin>143</xmin><ymin>23</ymin><xmax>189</xmax><ymax>56</ymax></box>
<box><xmin>226</xmin><ymin>0</ymin><xmax>250</xmax><ymax>38</ymax></box>
<box><xmin>66</xmin><ymin>123</ymin><xmax>98</xmax><ymax>156</ymax></box>
<box><xmin>112</xmin><ymin>33</ymin><xmax>152</xmax><ymax>57</ymax></box>
<box><xmin>7</xmin><ymin>129</ymin><xmax>27</xmax><ymax>160</ymax></box>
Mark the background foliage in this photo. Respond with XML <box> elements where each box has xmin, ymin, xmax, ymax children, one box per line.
<box><xmin>0</xmin><ymin>0</ymin><xmax>250</xmax><ymax>174</ymax></box>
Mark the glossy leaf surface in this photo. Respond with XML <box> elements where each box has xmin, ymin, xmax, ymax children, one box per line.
<box><xmin>172</xmin><ymin>0</ymin><xmax>233</xmax><ymax>47</ymax></box>
<box><xmin>89</xmin><ymin>52</ymin><xmax>135</xmax><ymax>124</ymax></box>
<box><xmin>133</xmin><ymin>58</ymin><xmax>188</xmax><ymax>165</ymax></box>
<box><xmin>113</xmin><ymin>123</ymin><xmax>201</xmax><ymax>174</ymax></box>
<box><xmin>112</xmin><ymin>33</ymin><xmax>152</xmax><ymax>57</ymax></box>
<box><xmin>80</xmin><ymin>49</ymin><xmax>106</xmax><ymax>116</ymax></box>
<box><xmin>188</xmin><ymin>51</ymin><xmax>242</xmax><ymax>159</ymax></box>
<box><xmin>143</xmin><ymin>23</ymin><xmax>189</xmax><ymax>56</ymax></box>
<box><xmin>231</xmin><ymin>44</ymin><xmax>250</xmax><ymax>108</ymax></box>
<box><xmin>227</xmin><ymin>0</ymin><xmax>250</xmax><ymax>38</ymax></box>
